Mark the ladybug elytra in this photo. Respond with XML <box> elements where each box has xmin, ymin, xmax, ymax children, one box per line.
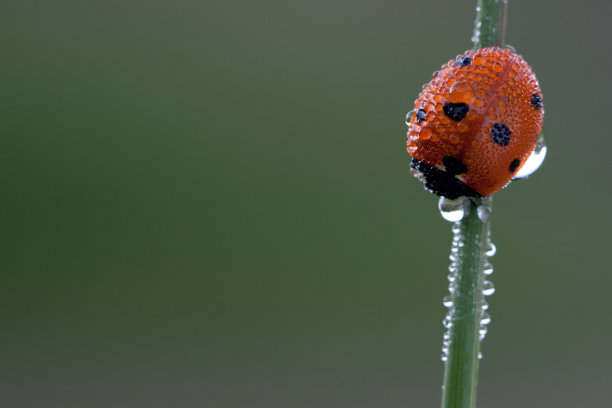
<box><xmin>406</xmin><ymin>47</ymin><xmax>543</xmax><ymax>199</ymax></box>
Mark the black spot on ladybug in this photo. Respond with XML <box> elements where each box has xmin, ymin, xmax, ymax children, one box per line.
<box><xmin>509</xmin><ymin>158</ymin><xmax>521</xmax><ymax>173</ymax></box>
<box><xmin>443</xmin><ymin>103</ymin><xmax>469</xmax><ymax>121</ymax></box>
<box><xmin>531</xmin><ymin>93</ymin><xmax>542</xmax><ymax>110</ymax></box>
<box><xmin>411</xmin><ymin>159</ymin><xmax>480</xmax><ymax>199</ymax></box>
<box><xmin>416</xmin><ymin>109</ymin><xmax>427</xmax><ymax>122</ymax></box>
<box><xmin>443</xmin><ymin>156</ymin><xmax>468</xmax><ymax>175</ymax></box>
<box><xmin>491</xmin><ymin>123</ymin><xmax>511</xmax><ymax>146</ymax></box>
<box><xmin>455</xmin><ymin>56</ymin><xmax>472</xmax><ymax>67</ymax></box>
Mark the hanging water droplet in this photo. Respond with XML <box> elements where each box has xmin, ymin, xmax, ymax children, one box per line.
<box><xmin>486</xmin><ymin>243</ymin><xmax>496</xmax><ymax>257</ymax></box>
<box><xmin>478</xmin><ymin>352</ymin><xmax>483</xmax><ymax>360</ymax></box>
<box><xmin>438</xmin><ymin>197</ymin><xmax>467</xmax><ymax>222</ymax></box>
<box><xmin>483</xmin><ymin>262</ymin><xmax>494</xmax><ymax>276</ymax></box>
<box><xmin>479</xmin><ymin>326</ymin><xmax>488</xmax><ymax>341</ymax></box>
<box><xmin>441</xmin><ymin>355</ymin><xmax>448</xmax><ymax>362</ymax></box>
<box><xmin>443</xmin><ymin>315</ymin><xmax>453</xmax><ymax>329</ymax></box>
<box><xmin>476</xmin><ymin>197</ymin><xmax>493</xmax><ymax>222</ymax></box>
<box><xmin>482</xmin><ymin>280</ymin><xmax>495</xmax><ymax>296</ymax></box>
<box><xmin>514</xmin><ymin>133</ymin><xmax>547</xmax><ymax>179</ymax></box>
<box><xmin>480</xmin><ymin>312</ymin><xmax>491</xmax><ymax>325</ymax></box>
<box><xmin>481</xmin><ymin>301</ymin><xmax>489</xmax><ymax>311</ymax></box>
<box><xmin>443</xmin><ymin>295</ymin><xmax>453</xmax><ymax>308</ymax></box>
<box><xmin>452</xmin><ymin>223</ymin><xmax>461</xmax><ymax>234</ymax></box>
<box><xmin>405</xmin><ymin>110</ymin><xmax>414</xmax><ymax>126</ymax></box>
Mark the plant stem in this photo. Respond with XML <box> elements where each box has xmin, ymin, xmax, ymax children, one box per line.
<box><xmin>440</xmin><ymin>199</ymin><xmax>492</xmax><ymax>408</ymax></box>
<box><xmin>473</xmin><ymin>0</ymin><xmax>502</xmax><ymax>49</ymax></box>
<box><xmin>440</xmin><ymin>1</ymin><xmax>505</xmax><ymax>408</ymax></box>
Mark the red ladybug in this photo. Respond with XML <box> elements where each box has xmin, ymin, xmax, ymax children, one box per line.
<box><xmin>406</xmin><ymin>47</ymin><xmax>543</xmax><ymax>199</ymax></box>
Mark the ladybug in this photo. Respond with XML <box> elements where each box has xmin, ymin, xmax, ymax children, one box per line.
<box><xmin>406</xmin><ymin>47</ymin><xmax>543</xmax><ymax>199</ymax></box>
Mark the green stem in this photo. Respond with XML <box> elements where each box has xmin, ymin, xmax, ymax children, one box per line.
<box><xmin>440</xmin><ymin>199</ymin><xmax>492</xmax><ymax>408</ymax></box>
<box><xmin>473</xmin><ymin>0</ymin><xmax>502</xmax><ymax>49</ymax></box>
<box><xmin>441</xmin><ymin>1</ymin><xmax>504</xmax><ymax>407</ymax></box>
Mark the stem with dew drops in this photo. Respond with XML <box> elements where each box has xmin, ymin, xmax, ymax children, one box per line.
<box><xmin>440</xmin><ymin>1</ymin><xmax>505</xmax><ymax>408</ymax></box>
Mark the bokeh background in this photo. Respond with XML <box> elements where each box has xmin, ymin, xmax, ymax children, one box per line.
<box><xmin>3</xmin><ymin>0</ymin><xmax>611</xmax><ymax>407</ymax></box>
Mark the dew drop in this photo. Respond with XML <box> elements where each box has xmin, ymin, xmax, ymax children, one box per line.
<box><xmin>480</xmin><ymin>312</ymin><xmax>491</xmax><ymax>325</ymax></box>
<box><xmin>457</xmin><ymin>122</ymin><xmax>469</xmax><ymax>132</ymax></box>
<box><xmin>441</xmin><ymin>355</ymin><xmax>448</xmax><ymax>362</ymax></box>
<box><xmin>514</xmin><ymin>133</ymin><xmax>547</xmax><ymax>179</ymax></box>
<box><xmin>477</xmin><ymin>203</ymin><xmax>492</xmax><ymax>222</ymax></box>
<box><xmin>479</xmin><ymin>326</ymin><xmax>488</xmax><ymax>340</ymax></box>
<box><xmin>486</xmin><ymin>243</ymin><xmax>496</xmax><ymax>257</ymax></box>
<box><xmin>483</xmin><ymin>262</ymin><xmax>494</xmax><ymax>276</ymax></box>
<box><xmin>438</xmin><ymin>197</ymin><xmax>467</xmax><ymax>222</ymax></box>
<box><xmin>478</xmin><ymin>352</ymin><xmax>483</xmax><ymax>360</ymax></box>
<box><xmin>482</xmin><ymin>280</ymin><xmax>495</xmax><ymax>296</ymax></box>
<box><xmin>481</xmin><ymin>301</ymin><xmax>489</xmax><ymax>311</ymax></box>
<box><xmin>448</xmin><ymin>134</ymin><xmax>461</xmax><ymax>144</ymax></box>
<box><xmin>449</xmin><ymin>82</ymin><xmax>474</xmax><ymax>104</ymax></box>
<box><xmin>443</xmin><ymin>295</ymin><xmax>453</xmax><ymax>308</ymax></box>
<box><xmin>405</xmin><ymin>110</ymin><xmax>414</xmax><ymax>126</ymax></box>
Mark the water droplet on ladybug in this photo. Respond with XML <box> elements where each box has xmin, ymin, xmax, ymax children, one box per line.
<box><xmin>514</xmin><ymin>133</ymin><xmax>547</xmax><ymax>179</ymax></box>
<box><xmin>449</xmin><ymin>82</ymin><xmax>474</xmax><ymax>104</ymax></box>
<box><xmin>420</xmin><ymin>128</ymin><xmax>432</xmax><ymax>140</ymax></box>
<box><xmin>405</xmin><ymin>110</ymin><xmax>414</xmax><ymax>126</ymax></box>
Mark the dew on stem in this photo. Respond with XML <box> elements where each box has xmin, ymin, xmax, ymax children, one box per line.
<box><xmin>438</xmin><ymin>197</ymin><xmax>468</xmax><ymax>222</ymax></box>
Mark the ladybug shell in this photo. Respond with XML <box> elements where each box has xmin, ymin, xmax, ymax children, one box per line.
<box><xmin>407</xmin><ymin>47</ymin><xmax>543</xmax><ymax>198</ymax></box>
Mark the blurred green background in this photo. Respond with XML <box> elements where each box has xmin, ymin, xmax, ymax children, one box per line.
<box><xmin>2</xmin><ymin>0</ymin><xmax>611</xmax><ymax>407</ymax></box>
